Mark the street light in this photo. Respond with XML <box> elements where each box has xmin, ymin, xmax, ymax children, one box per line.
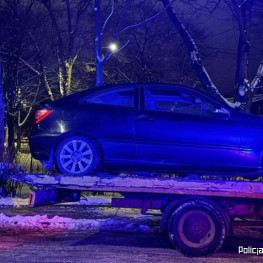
<box><xmin>108</xmin><ymin>43</ymin><xmax>118</xmax><ymax>52</ymax></box>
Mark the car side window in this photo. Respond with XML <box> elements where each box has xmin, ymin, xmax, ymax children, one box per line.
<box><xmin>86</xmin><ymin>88</ymin><xmax>134</xmax><ymax>107</ymax></box>
<box><xmin>144</xmin><ymin>88</ymin><xmax>215</xmax><ymax>117</ymax></box>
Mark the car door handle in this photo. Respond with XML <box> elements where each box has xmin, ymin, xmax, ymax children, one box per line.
<box><xmin>137</xmin><ymin>114</ymin><xmax>154</xmax><ymax>121</ymax></box>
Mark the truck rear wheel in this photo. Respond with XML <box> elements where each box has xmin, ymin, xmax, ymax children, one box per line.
<box><xmin>168</xmin><ymin>199</ymin><xmax>226</xmax><ymax>257</ymax></box>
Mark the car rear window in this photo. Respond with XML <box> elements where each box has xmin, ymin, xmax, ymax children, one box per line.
<box><xmin>85</xmin><ymin>88</ymin><xmax>134</xmax><ymax>107</ymax></box>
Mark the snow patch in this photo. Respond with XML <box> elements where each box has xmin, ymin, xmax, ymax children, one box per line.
<box><xmin>80</xmin><ymin>196</ymin><xmax>111</xmax><ymax>205</ymax></box>
<box><xmin>0</xmin><ymin>213</ymin><xmax>153</xmax><ymax>233</ymax></box>
<box><xmin>0</xmin><ymin>197</ymin><xmax>28</xmax><ymax>207</ymax></box>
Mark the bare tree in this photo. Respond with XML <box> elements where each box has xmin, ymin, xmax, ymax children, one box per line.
<box><xmin>228</xmin><ymin>0</ymin><xmax>259</xmax><ymax>110</ymax></box>
<box><xmin>94</xmin><ymin>0</ymin><xmax>168</xmax><ymax>86</ymax></box>
<box><xmin>161</xmin><ymin>0</ymin><xmax>263</xmax><ymax>110</ymax></box>
<box><xmin>161</xmin><ymin>0</ymin><xmax>229</xmax><ymax>104</ymax></box>
<box><xmin>39</xmin><ymin>0</ymin><xmax>90</xmax><ymax>96</ymax></box>
<box><xmin>0</xmin><ymin>0</ymin><xmax>35</xmax><ymax>160</ymax></box>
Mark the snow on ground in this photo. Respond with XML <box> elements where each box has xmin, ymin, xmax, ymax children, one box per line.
<box><xmin>73</xmin><ymin>195</ymin><xmax>111</xmax><ymax>205</ymax></box>
<box><xmin>0</xmin><ymin>197</ymin><xmax>28</xmax><ymax>207</ymax></box>
<box><xmin>0</xmin><ymin>196</ymin><xmax>157</xmax><ymax>233</ymax></box>
<box><xmin>0</xmin><ymin>213</ymin><xmax>154</xmax><ymax>233</ymax></box>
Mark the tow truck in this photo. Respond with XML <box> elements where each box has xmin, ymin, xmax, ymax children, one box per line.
<box><xmin>13</xmin><ymin>172</ymin><xmax>263</xmax><ymax>257</ymax></box>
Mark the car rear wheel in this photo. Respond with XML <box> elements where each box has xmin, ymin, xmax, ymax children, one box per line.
<box><xmin>55</xmin><ymin>135</ymin><xmax>102</xmax><ymax>175</ymax></box>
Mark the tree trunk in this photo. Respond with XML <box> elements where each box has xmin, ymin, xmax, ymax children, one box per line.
<box><xmin>6</xmin><ymin>113</ymin><xmax>15</xmax><ymax>162</ymax></box>
<box><xmin>95</xmin><ymin>0</ymin><xmax>104</xmax><ymax>86</ymax></box>
<box><xmin>233</xmin><ymin>0</ymin><xmax>254</xmax><ymax>110</ymax></box>
<box><xmin>96</xmin><ymin>60</ymin><xmax>104</xmax><ymax>87</ymax></box>
<box><xmin>0</xmin><ymin>48</ymin><xmax>5</xmax><ymax>162</ymax></box>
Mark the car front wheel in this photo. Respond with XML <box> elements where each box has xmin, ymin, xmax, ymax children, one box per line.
<box><xmin>55</xmin><ymin>135</ymin><xmax>102</xmax><ymax>175</ymax></box>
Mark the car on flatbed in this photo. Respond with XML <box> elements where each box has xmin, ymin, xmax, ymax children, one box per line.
<box><xmin>29</xmin><ymin>83</ymin><xmax>263</xmax><ymax>176</ymax></box>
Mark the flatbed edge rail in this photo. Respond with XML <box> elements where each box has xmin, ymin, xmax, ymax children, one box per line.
<box><xmin>12</xmin><ymin>173</ymin><xmax>263</xmax><ymax>199</ymax></box>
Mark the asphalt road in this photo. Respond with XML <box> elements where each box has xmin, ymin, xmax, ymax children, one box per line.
<box><xmin>1</xmin><ymin>204</ymin><xmax>263</xmax><ymax>263</ymax></box>
<box><xmin>0</xmin><ymin>229</ymin><xmax>263</xmax><ymax>263</ymax></box>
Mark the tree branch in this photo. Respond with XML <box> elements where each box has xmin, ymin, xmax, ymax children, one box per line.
<box><xmin>117</xmin><ymin>0</ymin><xmax>174</xmax><ymax>36</ymax></box>
<box><xmin>161</xmin><ymin>0</ymin><xmax>239</xmax><ymax>107</ymax></box>
<box><xmin>101</xmin><ymin>0</ymin><xmax>115</xmax><ymax>37</ymax></box>
<box><xmin>250</xmin><ymin>59</ymin><xmax>263</xmax><ymax>90</ymax></box>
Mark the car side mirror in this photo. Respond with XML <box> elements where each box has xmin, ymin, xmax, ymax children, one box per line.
<box><xmin>213</xmin><ymin>108</ymin><xmax>230</xmax><ymax>119</ymax></box>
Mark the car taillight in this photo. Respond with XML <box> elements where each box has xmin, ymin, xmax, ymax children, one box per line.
<box><xmin>35</xmin><ymin>109</ymin><xmax>52</xmax><ymax>124</ymax></box>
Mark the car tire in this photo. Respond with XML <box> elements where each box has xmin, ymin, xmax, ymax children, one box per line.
<box><xmin>168</xmin><ymin>199</ymin><xmax>226</xmax><ymax>257</ymax></box>
<box><xmin>55</xmin><ymin>135</ymin><xmax>102</xmax><ymax>175</ymax></box>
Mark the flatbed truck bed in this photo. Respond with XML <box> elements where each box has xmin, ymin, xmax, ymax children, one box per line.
<box><xmin>13</xmin><ymin>173</ymin><xmax>263</xmax><ymax>257</ymax></box>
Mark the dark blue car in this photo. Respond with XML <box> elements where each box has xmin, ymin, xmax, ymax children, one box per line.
<box><xmin>29</xmin><ymin>83</ymin><xmax>263</xmax><ymax>175</ymax></box>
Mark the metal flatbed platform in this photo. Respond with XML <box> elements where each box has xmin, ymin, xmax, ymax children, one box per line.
<box><xmin>13</xmin><ymin>173</ymin><xmax>263</xmax><ymax>199</ymax></box>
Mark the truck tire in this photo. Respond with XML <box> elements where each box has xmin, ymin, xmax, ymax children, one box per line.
<box><xmin>168</xmin><ymin>199</ymin><xmax>226</xmax><ymax>257</ymax></box>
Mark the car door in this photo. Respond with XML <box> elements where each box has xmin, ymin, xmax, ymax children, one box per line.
<box><xmin>81</xmin><ymin>86</ymin><xmax>138</xmax><ymax>167</ymax></box>
<box><xmin>135</xmin><ymin>85</ymin><xmax>241</xmax><ymax>171</ymax></box>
